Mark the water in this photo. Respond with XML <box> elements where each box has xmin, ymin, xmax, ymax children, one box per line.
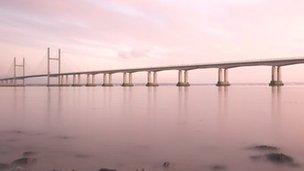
<box><xmin>0</xmin><ymin>86</ymin><xmax>304</xmax><ymax>171</ymax></box>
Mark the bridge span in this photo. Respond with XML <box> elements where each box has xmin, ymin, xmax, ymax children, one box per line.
<box><xmin>0</xmin><ymin>48</ymin><xmax>304</xmax><ymax>87</ymax></box>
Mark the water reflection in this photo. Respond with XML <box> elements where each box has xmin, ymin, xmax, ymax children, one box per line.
<box><xmin>1</xmin><ymin>86</ymin><xmax>304</xmax><ymax>171</ymax></box>
<box><xmin>122</xmin><ymin>87</ymin><xmax>133</xmax><ymax>115</ymax></box>
<box><xmin>102</xmin><ymin>87</ymin><xmax>112</xmax><ymax>115</ymax></box>
<box><xmin>177</xmin><ymin>87</ymin><xmax>189</xmax><ymax>116</ymax></box>
<box><xmin>147</xmin><ymin>87</ymin><xmax>157</xmax><ymax>116</ymax></box>
<box><xmin>217</xmin><ymin>87</ymin><xmax>228</xmax><ymax>132</ymax></box>
<box><xmin>46</xmin><ymin>87</ymin><xmax>63</xmax><ymax>131</ymax></box>
<box><xmin>46</xmin><ymin>87</ymin><xmax>62</xmax><ymax>116</ymax></box>
<box><xmin>271</xmin><ymin>87</ymin><xmax>282</xmax><ymax>140</ymax></box>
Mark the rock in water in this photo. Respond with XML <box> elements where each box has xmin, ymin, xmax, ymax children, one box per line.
<box><xmin>14</xmin><ymin>167</ymin><xmax>26</xmax><ymax>171</ymax></box>
<box><xmin>136</xmin><ymin>169</ymin><xmax>145</xmax><ymax>171</ymax></box>
<box><xmin>266</xmin><ymin>153</ymin><xmax>294</xmax><ymax>164</ymax></box>
<box><xmin>250</xmin><ymin>155</ymin><xmax>264</xmax><ymax>161</ymax></box>
<box><xmin>163</xmin><ymin>161</ymin><xmax>170</xmax><ymax>168</ymax></box>
<box><xmin>211</xmin><ymin>165</ymin><xmax>226</xmax><ymax>170</ymax></box>
<box><xmin>0</xmin><ymin>163</ymin><xmax>10</xmax><ymax>170</ymax></box>
<box><xmin>99</xmin><ymin>168</ymin><xmax>116</xmax><ymax>171</ymax></box>
<box><xmin>11</xmin><ymin>158</ymin><xmax>37</xmax><ymax>168</ymax></box>
<box><xmin>22</xmin><ymin>151</ymin><xmax>37</xmax><ymax>157</ymax></box>
<box><xmin>250</xmin><ymin>145</ymin><xmax>279</xmax><ymax>151</ymax></box>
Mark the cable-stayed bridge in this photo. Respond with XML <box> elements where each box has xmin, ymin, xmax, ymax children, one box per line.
<box><xmin>1</xmin><ymin>48</ymin><xmax>304</xmax><ymax>87</ymax></box>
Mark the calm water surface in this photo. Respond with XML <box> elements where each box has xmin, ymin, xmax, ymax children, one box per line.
<box><xmin>0</xmin><ymin>86</ymin><xmax>304</xmax><ymax>171</ymax></box>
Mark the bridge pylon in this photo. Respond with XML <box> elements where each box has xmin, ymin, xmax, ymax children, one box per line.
<box><xmin>13</xmin><ymin>57</ymin><xmax>25</xmax><ymax>86</ymax></box>
<box><xmin>47</xmin><ymin>48</ymin><xmax>61</xmax><ymax>86</ymax></box>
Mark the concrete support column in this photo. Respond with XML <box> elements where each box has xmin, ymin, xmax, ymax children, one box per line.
<box><xmin>91</xmin><ymin>74</ymin><xmax>96</xmax><ymax>86</ymax></box>
<box><xmin>146</xmin><ymin>71</ymin><xmax>152</xmax><ymax>86</ymax></box>
<box><xmin>85</xmin><ymin>74</ymin><xmax>97</xmax><ymax>86</ymax></box>
<box><xmin>269</xmin><ymin>66</ymin><xmax>284</xmax><ymax>86</ymax></box>
<box><xmin>217</xmin><ymin>68</ymin><xmax>230</xmax><ymax>86</ymax></box>
<box><xmin>178</xmin><ymin>70</ymin><xmax>182</xmax><ymax>83</ymax></box>
<box><xmin>72</xmin><ymin>75</ymin><xmax>76</xmax><ymax>86</ymax></box>
<box><xmin>57</xmin><ymin>75</ymin><xmax>60</xmax><ymax>86</ymax></box>
<box><xmin>129</xmin><ymin>73</ymin><xmax>133</xmax><ymax>85</ymax></box>
<box><xmin>224</xmin><ymin>69</ymin><xmax>228</xmax><ymax>83</ymax></box>
<box><xmin>177</xmin><ymin>70</ymin><xmax>190</xmax><ymax>86</ymax></box>
<box><xmin>146</xmin><ymin>71</ymin><xmax>159</xmax><ymax>86</ymax></box>
<box><xmin>78</xmin><ymin>74</ymin><xmax>81</xmax><ymax>86</ymax></box>
<box><xmin>60</xmin><ymin>75</ymin><xmax>64</xmax><ymax>86</ymax></box>
<box><xmin>217</xmin><ymin>68</ymin><xmax>223</xmax><ymax>85</ymax></box>
<box><xmin>277</xmin><ymin>66</ymin><xmax>282</xmax><ymax>82</ymax></box>
<box><xmin>109</xmin><ymin>74</ymin><xmax>112</xmax><ymax>85</ymax></box>
<box><xmin>276</xmin><ymin>66</ymin><xmax>283</xmax><ymax>86</ymax></box>
<box><xmin>153</xmin><ymin>72</ymin><xmax>159</xmax><ymax>86</ymax></box>
<box><xmin>122</xmin><ymin>72</ymin><xmax>127</xmax><ymax>85</ymax></box>
<box><xmin>184</xmin><ymin>70</ymin><xmax>190</xmax><ymax>86</ymax></box>
<box><xmin>65</xmin><ymin>75</ymin><xmax>68</xmax><ymax>86</ymax></box>
<box><xmin>223</xmin><ymin>68</ymin><xmax>230</xmax><ymax>86</ymax></box>
<box><xmin>86</xmin><ymin>74</ymin><xmax>90</xmax><ymax>86</ymax></box>
<box><xmin>102</xmin><ymin>73</ymin><xmax>113</xmax><ymax>87</ymax></box>
<box><xmin>177</xmin><ymin>70</ymin><xmax>183</xmax><ymax>86</ymax></box>
<box><xmin>122</xmin><ymin>73</ymin><xmax>134</xmax><ymax>87</ymax></box>
<box><xmin>103</xmin><ymin>73</ymin><xmax>107</xmax><ymax>85</ymax></box>
<box><xmin>271</xmin><ymin>66</ymin><xmax>276</xmax><ymax>82</ymax></box>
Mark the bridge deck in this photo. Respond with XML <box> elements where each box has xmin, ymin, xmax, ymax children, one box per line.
<box><xmin>1</xmin><ymin>57</ymin><xmax>304</xmax><ymax>81</ymax></box>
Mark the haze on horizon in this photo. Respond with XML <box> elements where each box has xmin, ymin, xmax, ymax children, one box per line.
<box><xmin>0</xmin><ymin>0</ymin><xmax>304</xmax><ymax>83</ymax></box>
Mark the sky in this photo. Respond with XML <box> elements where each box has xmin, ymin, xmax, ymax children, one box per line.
<box><xmin>0</xmin><ymin>0</ymin><xmax>304</xmax><ymax>83</ymax></box>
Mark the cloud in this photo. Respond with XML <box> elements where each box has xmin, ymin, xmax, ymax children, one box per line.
<box><xmin>117</xmin><ymin>46</ymin><xmax>167</xmax><ymax>59</ymax></box>
<box><xmin>0</xmin><ymin>0</ymin><xmax>304</xmax><ymax>78</ymax></box>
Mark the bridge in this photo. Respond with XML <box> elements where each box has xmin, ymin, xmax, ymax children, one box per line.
<box><xmin>0</xmin><ymin>48</ymin><xmax>304</xmax><ymax>87</ymax></box>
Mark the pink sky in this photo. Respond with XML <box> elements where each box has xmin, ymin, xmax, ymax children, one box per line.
<box><xmin>0</xmin><ymin>0</ymin><xmax>304</xmax><ymax>83</ymax></box>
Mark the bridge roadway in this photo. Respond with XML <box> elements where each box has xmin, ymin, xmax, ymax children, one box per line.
<box><xmin>1</xmin><ymin>57</ymin><xmax>304</xmax><ymax>87</ymax></box>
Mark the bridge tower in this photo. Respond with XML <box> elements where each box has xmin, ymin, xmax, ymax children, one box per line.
<box><xmin>13</xmin><ymin>57</ymin><xmax>25</xmax><ymax>86</ymax></box>
<box><xmin>47</xmin><ymin>48</ymin><xmax>61</xmax><ymax>86</ymax></box>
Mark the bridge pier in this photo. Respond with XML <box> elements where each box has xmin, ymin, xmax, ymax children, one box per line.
<box><xmin>59</xmin><ymin>75</ymin><xmax>69</xmax><ymax>86</ymax></box>
<box><xmin>122</xmin><ymin>72</ymin><xmax>134</xmax><ymax>87</ymax></box>
<box><xmin>66</xmin><ymin>75</ymin><xmax>69</xmax><ymax>85</ymax></box>
<box><xmin>60</xmin><ymin>75</ymin><xmax>64</xmax><ymax>86</ymax></box>
<box><xmin>72</xmin><ymin>75</ymin><xmax>76</xmax><ymax>86</ymax></box>
<box><xmin>146</xmin><ymin>71</ymin><xmax>159</xmax><ymax>86</ymax></box>
<box><xmin>10</xmin><ymin>57</ymin><xmax>26</xmax><ymax>87</ymax></box>
<box><xmin>72</xmin><ymin>74</ymin><xmax>82</xmax><ymax>86</ymax></box>
<box><xmin>47</xmin><ymin>48</ymin><xmax>61</xmax><ymax>87</ymax></box>
<box><xmin>85</xmin><ymin>74</ymin><xmax>90</xmax><ymax>86</ymax></box>
<box><xmin>269</xmin><ymin>66</ymin><xmax>284</xmax><ymax>86</ymax></box>
<box><xmin>92</xmin><ymin>74</ymin><xmax>96</xmax><ymax>86</ymax></box>
<box><xmin>102</xmin><ymin>73</ymin><xmax>113</xmax><ymax>87</ymax></box>
<box><xmin>177</xmin><ymin>70</ymin><xmax>190</xmax><ymax>86</ymax></box>
<box><xmin>216</xmin><ymin>68</ymin><xmax>230</xmax><ymax>86</ymax></box>
<box><xmin>64</xmin><ymin>75</ymin><xmax>69</xmax><ymax>86</ymax></box>
<box><xmin>78</xmin><ymin>74</ymin><xmax>81</xmax><ymax>86</ymax></box>
<box><xmin>85</xmin><ymin>74</ymin><xmax>97</xmax><ymax>86</ymax></box>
